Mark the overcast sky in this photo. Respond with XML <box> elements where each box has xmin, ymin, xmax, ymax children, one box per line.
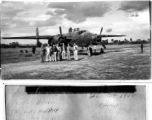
<box><xmin>1</xmin><ymin>1</ymin><xmax>150</xmax><ymax>44</ymax></box>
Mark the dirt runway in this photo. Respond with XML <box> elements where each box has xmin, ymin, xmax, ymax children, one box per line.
<box><xmin>1</xmin><ymin>44</ymin><xmax>150</xmax><ymax>80</ymax></box>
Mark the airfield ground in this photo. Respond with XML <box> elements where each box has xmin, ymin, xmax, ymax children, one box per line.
<box><xmin>1</xmin><ymin>44</ymin><xmax>151</xmax><ymax>80</ymax></box>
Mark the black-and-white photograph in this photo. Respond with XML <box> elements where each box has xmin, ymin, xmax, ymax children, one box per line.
<box><xmin>1</xmin><ymin>1</ymin><xmax>151</xmax><ymax>80</ymax></box>
<box><xmin>5</xmin><ymin>85</ymin><xmax>146</xmax><ymax>120</ymax></box>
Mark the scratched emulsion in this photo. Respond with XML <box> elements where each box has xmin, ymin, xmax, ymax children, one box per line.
<box><xmin>6</xmin><ymin>86</ymin><xmax>146</xmax><ymax>120</ymax></box>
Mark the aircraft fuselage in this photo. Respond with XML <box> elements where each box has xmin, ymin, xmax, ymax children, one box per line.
<box><xmin>52</xmin><ymin>30</ymin><xmax>95</xmax><ymax>47</ymax></box>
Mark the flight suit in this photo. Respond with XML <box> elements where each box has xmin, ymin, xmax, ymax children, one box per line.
<box><xmin>87</xmin><ymin>47</ymin><xmax>91</xmax><ymax>56</ymax></box>
<box><xmin>52</xmin><ymin>45</ymin><xmax>57</xmax><ymax>61</ymax></box>
<box><xmin>62</xmin><ymin>44</ymin><xmax>66</xmax><ymax>60</ymax></box>
<box><xmin>57</xmin><ymin>46</ymin><xmax>62</xmax><ymax>61</ymax></box>
<box><xmin>67</xmin><ymin>45</ymin><xmax>71</xmax><ymax>60</ymax></box>
<box><xmin>49</xmin><ymin>46</ymin><xmax>53</xmax><ymax>61</ymax></box>
<box><xmin>73</xmin><ymin>45</ymin><xmax>78</xmax><ymax>60</ymax></box>
<box><xmin>32</xmin><ymin>46</ymin><xmax>36</xmax><ymax>55</ymax></box>
<box><xmin>45</xmin><ymin>46</ymin><xmax>50</xmax><ymax>62</ymax></box>
<box><xmin>40</xmin><ymin>45</ymin><xmax>44</xmax><ymax>63</ymax></box>
<box><xmin>87</xmin><ymin>46</ymin><xmax>92</xmax><ymax>57</ymax></box>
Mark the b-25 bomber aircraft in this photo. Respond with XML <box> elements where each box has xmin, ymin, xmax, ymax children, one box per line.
<box><xmin>2</xmin><ymin>26</ymin><xmax>125</xmax><ymax>49</ymax></box>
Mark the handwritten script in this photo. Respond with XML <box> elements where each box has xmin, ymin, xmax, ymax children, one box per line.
<box><xmin>6</xmin><ymin>86</ymin><xmax>145</xmax><ymax>120</ymax></box>
<box><xmin>89</xmin><ymin>93</ymin><xmax>136</xmax><ymax>99</ymax></box>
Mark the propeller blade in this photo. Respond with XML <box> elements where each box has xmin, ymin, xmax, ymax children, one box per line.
<box><xmin>59</xmin><ymin>26</ymin><xmax>62</xmax><ymax>36</ymax></box>
<box><xmin>101</xmin><ymin>43</ymin><xmax>106</xmax><ymax>49</ymax></box>
<box><xmin>100</xmin><ymin>27</ymin><xmax>103</xmax><ymax>36</ymax></box>
<box><xmin>100</xmin><ymin>36</ymin><xmax>106</xmax><ymax>49</ymax></box>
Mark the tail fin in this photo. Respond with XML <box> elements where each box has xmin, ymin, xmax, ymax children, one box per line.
<box><xmin>36</xmin><ymin>27</ymin><xmax>41</xmax><ymax>47</ymax></box>
<box><xmin>36</xmin><ymin>27</ymin><xmax>39</xmax><ymax>38</ymax></box>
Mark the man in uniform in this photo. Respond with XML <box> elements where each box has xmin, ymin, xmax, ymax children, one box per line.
<box><xmin>87</xmin><ymin>45</ymin><xmax>92</xmax><ymax>57</ymax></box>
<box><xmin>56</xmin><ymin>44</ymin><xmax>61</xmax><ymax>61</ymax></box>
<box><xmin>52</xmin><ymin>44</ymin><xmax>57</xmax><ymax>61</ymax></box>
<box><xmin>67</xmin><ymin>44</ymin><xmax>71</xmax><ymax>60</ymax></box>
<box><xmin>73</xmin><ymin>43</ymin><xmax>78</xmax><ymax>60</ymax></box>
<box><xmin>40</xmin><ymin>44</ymin><xmax>44</xmax><ymax>63</ymax></box>
<box><xmin>62</xmin><ymin>43</ymin><xmax>66</xmax><ymax>60</ymax></box>
<box><xmin>49</xmin><ymin>45</ymin><xmax>53</xmax><ymax>61</ymax></box>
<box><xmin>45</xmin><ymin>44</ymin><xmax>50</xmax><ymax>62</ymax></box>
<box><xmin>141</xmin><ymin>42</ymin><xmax>143</xmax><ymax>53</ymax></box>
<box><xmin>32</xmin><ymin>46</ymin><xmax>36</xmax><ymax>55</ymax></box>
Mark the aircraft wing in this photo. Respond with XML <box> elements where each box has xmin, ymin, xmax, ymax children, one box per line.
<box><xmin>100</xmin><ymin>35</ymin><xmax>126</xmax><ymax>37</ymax></box>
<box><xmin>2</xmin><ymin>35</ymin><xmax>53</xmax><ymax>39</ymax></box>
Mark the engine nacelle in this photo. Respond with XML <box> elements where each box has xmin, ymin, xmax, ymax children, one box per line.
<box><xmin>48</xmin><ymin>36</ymin><xmax>68</xmax><ymax>46</ymax></box>
<box><xmin>58</xmin><ymin>36</ymin><xmax>68</xmax><ymax>46</ymax></box>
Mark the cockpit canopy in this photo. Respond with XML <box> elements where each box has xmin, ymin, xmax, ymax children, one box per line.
<box><xmin>69</xmin><ymin>27</ymin><xmax>80</xmax><ymax>33</ymax></box>
<box><xmin>74</xmin><ymin>28</ymin><xmax>80</xmax><ymax>32</ymax></box>
<box><xmin>68</xmin><ymin>27</ymin><xmax>87</xmax><ymax>35</ymax></box>
<box><xmin>78</xmin><ymin>30</ymin><xmax>87</xmax><ymax>35</ymax></box>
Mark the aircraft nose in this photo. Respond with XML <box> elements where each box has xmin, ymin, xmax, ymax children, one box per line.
<box><xmin>92</xmin><ymin>34</ymin><xmax>98</xmax><ymax>40</ymax></box>
<box><xmin>92</xmin><ymin>35</ymin><xmax>95</xmax><ymax>39</ymax></box>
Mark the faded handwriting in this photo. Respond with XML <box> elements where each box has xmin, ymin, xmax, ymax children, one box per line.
<box><xmin>99</xmin><ymin>103</ymin><xmax>120</xmax><ymax>108</ymax></box>
<box><xmin>89</xmin><ymin>94</ymin><xmax>100</xmax><ymax>99</ymax></box>
<box><xmin>38</xmin><ymin>108</ymin><xmax>59</xmax><ymax>113</ymax></box>
<box><xmin>11</xmin><ymin>99</ymin><xmax>58</xmax><ymax>114</ymax></box>
<box><xmin>12</xmin><ymin>117</ymin><xmax>56</xmax><ymax>120</ymax></box>
<box><xmin>12</xmin><ymin>99</ymin><xmax>54</xmax><ymax>106</ymax></box>
<box><xmin>89</xmin><ymin>93</ymin><xmax>136</xmax><ymax>99</ymax></box>
<box><xmin>11</xmin><ymin>109</ymin><xmax>36</xmax><ymax>114</ymax></box>
<box><xmin>119</xmin><ymin>93</ymin><xmax>136</xmax><ymax>98</ymax></box>
<box><xmin>11</xmin><ymin>107</ymin><xmax>59</xmax><ymax>114</ymax></box>
<box><xmin>36</xmin><ymin>99</ymin><xmax>54</xmax><ymax>105</ymax></box>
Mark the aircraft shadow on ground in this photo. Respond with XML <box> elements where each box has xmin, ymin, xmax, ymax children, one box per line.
<box><xmin>78</xmin><ymin>52</ymin><xmax>105</xmax><ymax>56</ymax></box>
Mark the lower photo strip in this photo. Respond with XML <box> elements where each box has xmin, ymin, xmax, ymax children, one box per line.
<box><xmin>5</xmin><ymin>85</ymin><xmax>146</xmax><ymax>120</ymax></box>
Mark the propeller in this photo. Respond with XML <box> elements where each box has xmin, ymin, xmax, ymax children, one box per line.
<box><xmin>58</xmin><ymin>26</ymin><xmax>67</xmax><ymax>46</ymax></box>
<box><xmin>49</xmin><ymin>26</ymin><xmax>63</xmax><ymax>46</ymax></box>
<box><xmin>98</xmin><ymin>27</ymin><xmax>106</xmax><ymax>49</ymax></box>
<box><xmin>59</xmin><ymin>26</ymin><xmax>62</xmax><ymax>37</ymax></box>
<box><xmin>100</xmin><ymin>27</ymin><xmax>103</xmax><ymax>36</ymax></box>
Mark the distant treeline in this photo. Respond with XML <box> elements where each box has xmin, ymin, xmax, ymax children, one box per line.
<box><xmin>1</xmin><ymin>44</ymin><xmax>36</xmax><ymax>48</ymax></box>
<box><xmin>102</xmin><ymin>38</ymin><xmax>150</xmax><ymax>45</ymax></box>
<box><xmin>1</xmin><ymin>42</ymin><xmax>36</xmax><ymax>48</ymax></box>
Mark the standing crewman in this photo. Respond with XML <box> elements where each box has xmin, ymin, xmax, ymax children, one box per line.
<box><xmin>73</xmin><ymin>43</ymin><xmax>78</xmax><ymax>60</ymax></box>
<box><xmin>52</xmin><ymin>44</ymin><xmax>57</xmax><ymax>61</ymax></box>
<box><xmin>67</xmin><ymin>44</ymin><xmax>71</xmax><ymax>60</ymax></box>
<box><xmin>32</xmin><ymin>46</ymin><xmax>36</xmax><ymax>55</ymax></box>
<box><xmin>87</xmin><ymin>46</ymin><xmax>91</xmax><ymax>57</ymax></box>
<box><xmin>45</xmin><ymin>44</ymin><xmax>50</xmax><ymax>62</ymax></box>
<box><xmin>141</xmin><ymin>42</ymin><xmax>143</xmax><ymax>53</ymax></box>
<box><xmin>49</xmin><ymin>45</ymin><xmax>53</xmax><ymax>61</ymax></box>
<box><xmin>62</xmin><ymin>43</ymin><xmax>66</xmax><ymax>60</ymax></box>
<box><xmin>87</xmin><ymin>45</ymin><xmax>92</xmax><ymax>57</ymax></box>
<box><xmin>56</xmin><ymin>44</ymin><xmax>61</xmax><ymax>61</ymax></box>
<box><xmin>40</xmin><ymin>44</ymin><xmax>44</xmax><ymax>63</ymax></box>
<box><xmin>89</xmin><ymin>46</ymin><xmax>93</xmax><ymax>56</ymax></box>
